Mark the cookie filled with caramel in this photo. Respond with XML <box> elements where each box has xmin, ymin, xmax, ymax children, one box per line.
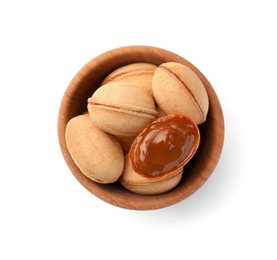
<box><xmin>120</xmin><ymin>115</ymin><xmax>200</xmax><ymax>194</ymax></box>
<box><xmin>130</xmin><ymin>115</ymin><xmax>200</xmax><ymax>178</ymax></box>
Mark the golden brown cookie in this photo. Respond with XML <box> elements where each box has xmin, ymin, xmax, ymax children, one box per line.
<box><xmin>65</xmin><ymin>114</ymin><xmax>124</xmax><ymax>183</ymax></box>
<box><xmin>152</xmin><ymin>62</ymin><xmax>209</xmax><ymax>124</ymax></box>
<box><xmin>102</xmin><ymin>63</ymin><xmax>157</xmax><ymax>97</ymax></box>
<box><xmin>119</xmin><ymin>154</ymin><xmax>183</xmax><ymax>195</ymax></box>
<box><xmin>88</xmin><ymin>82</ymin><xmax>157</xmax><ymax>136</ymax></box>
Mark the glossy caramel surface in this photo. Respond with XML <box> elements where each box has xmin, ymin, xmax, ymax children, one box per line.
<box><xmin>130</xmin><ymin>115</ymin><xmax>200</xmax><ymax>178</ymax></box>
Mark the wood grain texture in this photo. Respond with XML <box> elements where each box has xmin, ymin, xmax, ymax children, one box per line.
<box><xmin>58</xmin><ymin>45</ymin><xmax>224</xmax><ymax>210</ymax></box>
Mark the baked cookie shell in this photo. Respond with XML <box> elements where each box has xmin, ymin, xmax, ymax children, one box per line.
<box><xmin>88</xmin><ymin>83</ymin><xmax>157</xmax><ymax>136</ymax></box>
<box><xmin>65</xmin><ymin>114</ymin><xmax>124</xmax><ymax>183</ymax></box>
<box><xmin>152</xmin><ymin>62</ymin><xmax>209</xmax><ymax>125</ymax></box>
<box><xmin>101</xmin><ymin>62</ymin><xmax>157</xmax><ymax>97</ymax></box>
<box><xmin>120</xmin><ymin>155</ymin><xmax>183</xmax><ymax>195</ymax></box>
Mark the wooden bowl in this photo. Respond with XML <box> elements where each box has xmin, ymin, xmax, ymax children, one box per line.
<box><xmin>58</xmin><ymin>46</ymin><xmax>224</xmax><ymax>210</ymax></box>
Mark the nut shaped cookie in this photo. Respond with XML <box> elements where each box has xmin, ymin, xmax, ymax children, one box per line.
<box><xmin>65</xmin><ymin>114</ymin><xmax>124</xmax><ymax>183</ymax></box>
<box><xmin>120</xmin><ymin>155</ymin><xmax>183</xmax><ymax>195</ymax></box>
<box><xmin>102</xmin><ymin>63</ymin><xmax>157</xmax><ymax>97</ymax></box>
<box><xmin>129</xmin><ymin>115</ymin><xmax>200</xmax><ymax>181</ymax></box>
<box><xmin>88</xmin><ymin>82</ymin><xmax>157</xmax><ymax>136</ymax></box>
<box><xmin>152</xmin><ymin>62</ymin><xmax>209</xmax><ymax>125</ymax></box>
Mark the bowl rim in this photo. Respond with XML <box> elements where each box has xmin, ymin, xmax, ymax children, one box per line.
<box><xmin>58</xmin><ymin>45</ymin><xmax>225</xmax><ymax>210</ymax></box>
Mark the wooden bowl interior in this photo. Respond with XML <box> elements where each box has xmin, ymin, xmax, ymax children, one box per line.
<box><xmin>58</xmin><ymin>46</ymin><xmax>224</xmax><ymax>210</ymax></box>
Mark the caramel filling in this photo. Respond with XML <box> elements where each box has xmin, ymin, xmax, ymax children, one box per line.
<box><xmin>130</xmin><ymin>115</ymin><xmax>200</xmax><ymax>178</ymax></box>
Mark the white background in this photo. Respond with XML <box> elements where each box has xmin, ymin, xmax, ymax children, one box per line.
<box><xmin>1</xmin><ymin>0</ymin><xmax>276</xmax><ymax>259</ymax></box>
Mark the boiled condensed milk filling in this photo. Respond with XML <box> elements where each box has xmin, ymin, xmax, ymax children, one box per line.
<box><xmin>129</xmin><ymin>115</ymin><xmax>200</xmax><ymax>179</ymax></box>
